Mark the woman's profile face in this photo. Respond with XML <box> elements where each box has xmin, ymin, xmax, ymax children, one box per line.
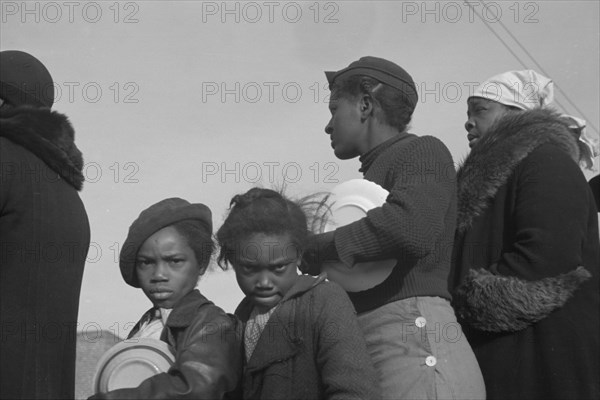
<box><xmin>465</xmin><ymin>97</ymin><xmax>514</xmax><ymax>148</ymax></box>
<box><xmin>325</xmin><ymin>92</ymin><xmax>368</xmax><ymax>160</ymax></box>
<box><xmin>136</xmin><ymin>226</ymin><xmax>201</xmax><ymax>309</ymax></box>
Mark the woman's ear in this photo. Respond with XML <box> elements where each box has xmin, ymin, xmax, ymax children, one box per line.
<box><xmin>359</xmin><ymin>94</ymin><xmax>374</xmax><ymax>122</ymax></box>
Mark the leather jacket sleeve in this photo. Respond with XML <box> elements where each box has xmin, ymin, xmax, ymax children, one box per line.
<box><xmin>90</xmin><ymin>306</ymin><xmax>242</xmax><ymax>399</ymax></box>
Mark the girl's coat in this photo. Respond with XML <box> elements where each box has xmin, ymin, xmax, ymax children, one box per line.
<box><xmin>235</xmin><ymin>275</ymin><xmax>380</xmax><ymax>400</ymax></box>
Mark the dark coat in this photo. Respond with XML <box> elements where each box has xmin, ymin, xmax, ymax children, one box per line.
<box><xmin>235</xmin><ymin>275</ymin><xmax>380</xmax><ymax>400</ymax></box>
<box><xmin>451</xmin><ymin>108</ymin><xmax>600</xmax><ymax>400</ymax></box>
<box><xmin>0</xmin><ymin>106</ymin><xmax>90</xmax><ymax>399</ymax></box>
<box><xmin>91</xmin><ymin>290</ymin><xmax>242</xmax><ymax>399</ymax></box>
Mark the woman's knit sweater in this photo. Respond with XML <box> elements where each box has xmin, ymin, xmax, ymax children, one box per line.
<box><xmin>334</xmin><ymin>133</ymin><xmax>457</xmax><ymax>313</ymax></box>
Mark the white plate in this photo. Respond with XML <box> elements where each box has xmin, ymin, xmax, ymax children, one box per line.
<box><xmin>323</xmin><ymin>179</ymin><xmax>389</xmax><ymax>231</ymax></box>
<box><xmin>321</xmin><ymin>179</ymin><xmax>396</xmax><ymax>292</ymax></box>
<box><xmin>93</xmin><ymin>338</ymin><xmax>175</xmax><ymax>393</ymax></box>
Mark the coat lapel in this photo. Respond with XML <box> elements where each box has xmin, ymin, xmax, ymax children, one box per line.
<box><xmin>244</xmin><ymin>302</ymin><xmax>303</xmax><ymax>373</ymax></box>
<box><xmin>239</xmin><ymin>275</ymin><xmax>325</xmax><ymax>372</ymax></box>
<box><xmin>160</xmin><ymin>290</ymin><xmax>211</xmax><ymax>345</ymax></box>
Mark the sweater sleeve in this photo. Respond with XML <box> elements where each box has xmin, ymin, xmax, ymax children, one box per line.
<box><xmin>313</xmin><ymin>282</ymin><xmax>380</xmax><ymax>400</ymax></box>
<box><xmin>335</xmin><ymin>137</ymin><xmax>456</xmax><ymax>266</ymax></box>
<box><xmin>90</xmin><ymin>308</ymin><xmax>242</xmax><ymax>400</ymax></box>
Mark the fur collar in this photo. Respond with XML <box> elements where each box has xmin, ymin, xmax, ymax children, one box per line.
<box><xmin>0</xmin><ymin>106</ymin><xmax>84</xmax><ymax>190</ymax></box>
<box><xmin>456</xmin><ymin>108</ymin><xmax>579</xmax><ymax>232</ymax></box>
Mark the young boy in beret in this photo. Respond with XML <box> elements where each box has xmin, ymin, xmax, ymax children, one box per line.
<box><xmin>305</xmin><ymin>56</ymin><xmax>485</xmax><ymax>399</ymax></box>
<box><xmin>89</xmin><ymin>198</ymin><xmax>241</xmax><ymax>399</ymax></box>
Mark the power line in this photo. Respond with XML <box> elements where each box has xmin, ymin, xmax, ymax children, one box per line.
<box><xmin>466</xmin><ymin>0</ymin><xmax>598</xmax><ymax>135</ymax></box>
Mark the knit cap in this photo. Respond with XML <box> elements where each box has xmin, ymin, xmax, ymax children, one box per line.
<box><xmin>325</xmin><ymin>56</ymin><xmax>418</xmax><ymax>111</ymax></box>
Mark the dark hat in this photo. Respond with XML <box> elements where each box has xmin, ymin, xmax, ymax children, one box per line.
<box><xmin>325</xmin><ymin>56</ymin><xmax>418</xmax><ymax>110</ymax></box>
<box><xmin>120</xmin><ymin>198</ymin><xmax>213</xmax><ymax>288</ymax></box>
<box><xmin>0</xmin><ymin>50</ymin><xmax>54</xmax><ymax>108</ymax></box>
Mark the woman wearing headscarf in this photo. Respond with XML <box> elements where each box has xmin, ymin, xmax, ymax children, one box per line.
<box><xmin>451</xmin><ymin>70</ymin><xmax>599</xmax><ymax>400</ymax></box>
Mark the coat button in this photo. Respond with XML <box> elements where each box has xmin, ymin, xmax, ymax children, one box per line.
<box><xmin>415</xmin><ymin>316</ymin><xmax>427</xmax><ymax>328</ymax></box>
<box><xmin>425</xmin><ymin>356</ymin><xmax>437</xmax><ymax>367</ymax></box>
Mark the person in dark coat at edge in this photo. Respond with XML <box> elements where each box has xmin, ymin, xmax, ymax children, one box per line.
<box><xmin>0</xmin><ymin>50</ymin><xmax>90</xmax><ymax>399</ymax></box>
<box><xmin>589</xmin><ymin>174</ymin><xmax>600</xmax><ymax>212</ymax></box>
<box><xmin>451</xmin><ymin>69</ymin><xmax>600</xmax><ymax>400</ymax></box>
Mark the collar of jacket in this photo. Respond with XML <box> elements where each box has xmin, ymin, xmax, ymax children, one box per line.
<box><xmin>456</xmin><ymin>108</ymin><xmax>579</xmax><ymax>233</ymax></box>
<box><xmin>163</xmin><ymin>289</ymin><xmax>213</xmax><ymax>328</ymax></box>
<box><xmin>236</xmin><ymin>274</ymin><xmax>327</xmax><ymax>373</ymax></box>
<box><xmin>126</xmin><ymin>290</ymin><xmax>213</xmax><ymax>340</ymax></box>
<box><xmin>0</xmin><ymin>105</ymin><xmax>85</xmax><ymax>190</ymax></box>
<box><xmin>235</xmin><ymin>273</ymin><xmax>327</xmax><ymax>322</ymax></box>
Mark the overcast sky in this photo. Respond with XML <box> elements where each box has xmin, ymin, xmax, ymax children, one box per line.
<box><xmin>2</xmin><ymin>0</ymin><xmax>598</xmax><ymax>338</ymax></box>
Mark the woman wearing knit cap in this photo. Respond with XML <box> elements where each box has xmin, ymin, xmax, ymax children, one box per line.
<box><xmin>89</xmin><ymin>198</ymin><xmax>241</xmax><ymax>399</ymax></box>
<box><xmin>0</xmin><ymin>50</ymin><xmax>90</xmax><ymax>399</ymax></box>
<box><xmin>305</xmin><ymin>56</ymin><xmax>485</xmax><ymax>399</ymax></box>
<box><xmin>452</xmin><ymin>70</ymin><xmax>600</xmax><ymax>400</ymax></box>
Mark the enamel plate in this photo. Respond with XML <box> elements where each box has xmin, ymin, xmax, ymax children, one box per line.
<box><xmin>322</xmin><ymin>179</ymin><xmax>397</xmax><ymax>292</ymax></box>
<box><xmin>92</xmin><ymin>338</ymin><xmax>175</xmax><ymax>393</ymax></box>
<box><xmin>323</xmin><ymin>179</ymin><xmax>389</xmax><ymax>232</ymax></box>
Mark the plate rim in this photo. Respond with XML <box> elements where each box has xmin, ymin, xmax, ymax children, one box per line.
<box><xmin>322</xmin><ymin>179</ymin><xmax>389</xmax><ymax>232</ymax></box>
<box><xmin>93</xmin><ymin>338</ymin><xmax>175</xmax><ymax>393</ymax></box>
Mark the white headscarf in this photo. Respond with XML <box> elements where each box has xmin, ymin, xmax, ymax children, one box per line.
<box><xmin>470</xmin><ymin>70</ymin><xmax>598</xmax><ymax>169</ymax></box>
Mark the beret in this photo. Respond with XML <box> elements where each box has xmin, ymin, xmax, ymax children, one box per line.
<box><xmin>325</xmin><ymin>56</ymin><xmax>418</xmax><ymax>111</ymax></box>
<box><xmin>119</xmin><ymin>198</ymin><xmax>212</xmax><ymax>287</ymax></box>
<box><xmin>0</xmin><ymin>50</ymin><xmax>54</xmax><ymax>108</ymax></box>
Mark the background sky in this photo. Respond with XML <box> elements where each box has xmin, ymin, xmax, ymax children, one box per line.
<box><xmin>2</xmin><ymin>0</ymin><xmax>598</xmax><ymax>339</ymax></box>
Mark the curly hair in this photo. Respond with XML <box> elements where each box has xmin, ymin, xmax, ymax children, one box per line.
<box><xmin>331</xmin><ymin>74</ymin><xmax>414</xmax><ymax>133</ymax></box>
<box><xmin>216</xmin><ymin>187</ymin><xmax>329</xmax><ymax>268</ymax></box>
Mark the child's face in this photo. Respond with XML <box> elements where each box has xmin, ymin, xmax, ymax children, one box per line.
<box><xmin>232</xmin><ymin>232</ymin><xmax>300</xmax><ymax>311</ymax></box>
<box><xmin>136</xmin><ymin>226</ymin><xmax>201</xmax><ymax>309</ymax></box>
<box><xmin>325</xmin><ymin>91</ymin><xmax>367</xmax><ymax>160</ymax></box>
<box><xmin>465</xmin><ymin>97</ymin><xmax>514</xmax><ymax>148</ymax></box>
